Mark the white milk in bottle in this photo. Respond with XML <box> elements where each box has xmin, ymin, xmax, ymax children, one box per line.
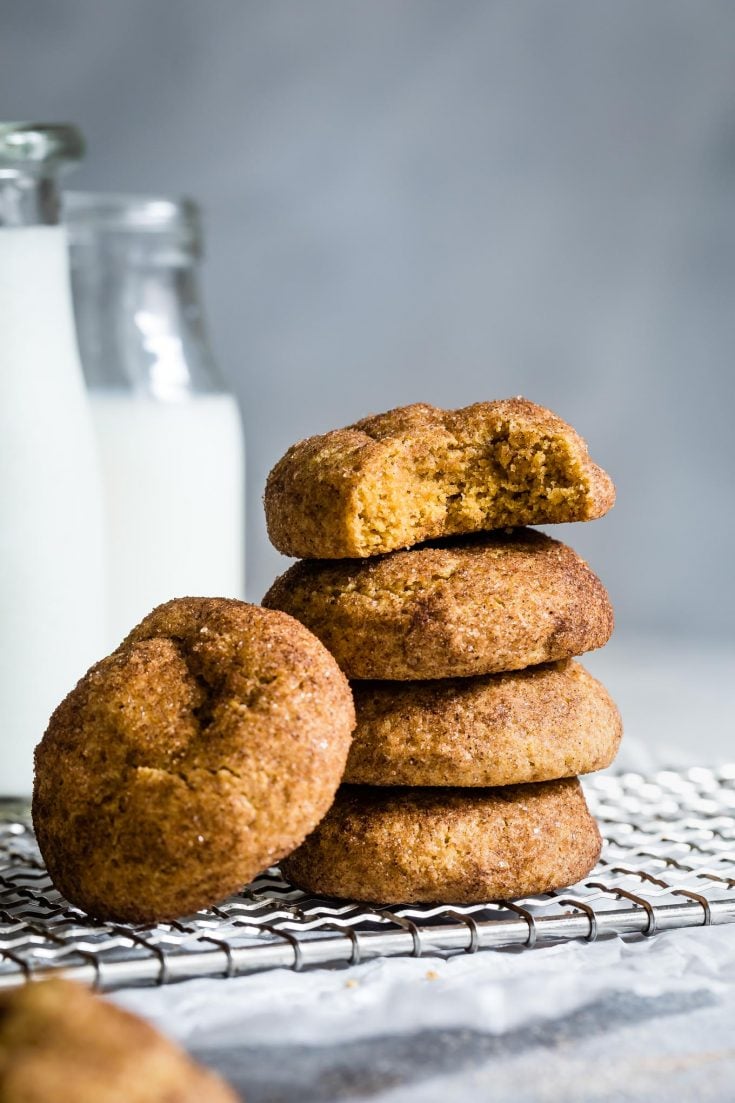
<box><xmin>65</xmin><ymin>194</ymin><xmax>245</xmax><ymax>648</ymax></box>
<box><xmin>0</xmin><ymin>124</ymin><xmax>105</xmax><ymax>796</ymax></box>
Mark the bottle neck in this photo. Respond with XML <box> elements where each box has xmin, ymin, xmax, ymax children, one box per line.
<box><xmin>69</xmin><ymin>237</ymin><xmax>224</xmax><ymax>401</ymax></box>
<box><xmin>0</xmin><ymin>170</ymin><xmax>61</xmax><ymax>227</ymax></box>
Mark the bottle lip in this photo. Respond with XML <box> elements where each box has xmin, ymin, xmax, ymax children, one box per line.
<box><xmin>64</xmin><ymin>191</ymin><xmax>201</xmax><ymax>249</ymax></box>
<box><xmin>0</xmin><ymin>123</ymin><xmax>84</xmax><ymax>169</ymax></box>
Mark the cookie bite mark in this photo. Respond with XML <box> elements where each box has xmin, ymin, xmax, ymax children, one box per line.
<box><xmin>265</xmin><ymin>398</ymin><xmax>615</xmax><ymax>559</ymax></box>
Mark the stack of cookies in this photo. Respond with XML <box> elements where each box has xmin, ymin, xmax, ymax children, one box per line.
<box><xmin>263</xmin><ymin>398</ymin><xmax>621</xmax><ymax>904</ymax></box>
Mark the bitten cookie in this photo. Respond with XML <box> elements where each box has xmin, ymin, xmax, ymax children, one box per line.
<box><xmin>282</xmin><ymin>778</ymin><xmax>602</xmax><ymax>903</ymax></box>
<box><xmin>265</xmin><ymin>398</ymin><xmax>615</xmax><ymax>559</ymax></box>
<box><xmin>263</xmin><ymin>529</ymin><xmax>613</xmax><ymax>680</ymax></box>
<box><xmin>33</xmin><ymin>598</ymin><xmax>355</xmax><ymax>923</ymax></box>
<box><xmin>0</xmin><ymin>979</ymin><xmax>237</xmax><ymax>1103</ymax></box>
<box><xmin>346</xmin><ymin>660</ymin><xmax>622</xmax><ymax>786</ymax></box>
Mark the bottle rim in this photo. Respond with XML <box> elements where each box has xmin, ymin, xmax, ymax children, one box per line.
<box><xmin>0</xmin><ymin>123</ymin><xmax>84</xmax><ymax>169</ymax></box>
<box><xmin>64</xmin><ymin>191</ymin><xmax>201</xmax><ymax>246</ymax></box>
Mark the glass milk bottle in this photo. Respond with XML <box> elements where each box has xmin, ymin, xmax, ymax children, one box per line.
<box><xmin>0</xmin><ymin>124</ymin><xmax>105</xmax><ymax>797</ymax></box>
<box><xmin>65</xmin><ymin>193</ymin><xmax>245</xmax><ymax>649</ymax></box>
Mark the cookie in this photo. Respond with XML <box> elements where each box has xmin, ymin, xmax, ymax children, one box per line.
<box><xmin>282</xmin><ymin>778</ymin><xmax>601</xmax><ymax>903</ymax></box>
<box><xmin>0</xmin><ymin>978</ymin><xmax>237</xmax><ymax>1102</ymax></box>
<box><xmin>263</xmin><ymin>529</ymin><xmax>613</xmax><ymax>680</ymax></box>
<box><xmin>346</xmin><ymin>660</ymin><xmax>622</xmax><ymax>786</ymax></box>
<box><xmin>265</xmin><ymin>398</ymin><xmax>615</xmax><ymax>559</ymax></box>
<box><xmin>33</xmin><ymin>597</ymin><xmax>355</xmax><ymax>923</ymax></box>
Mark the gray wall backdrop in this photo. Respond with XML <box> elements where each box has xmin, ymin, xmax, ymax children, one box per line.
<box><xmin>3</xmin><ymin>1</ymin><xmax>734</xmax><ymax>641</ymax></box>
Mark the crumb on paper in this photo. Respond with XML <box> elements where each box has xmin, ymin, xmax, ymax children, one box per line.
<box><xmin>345</xmin><ymin>979</ymin><xmax>359</xmax><ymax>989</ymax></box>
<box><xmin>425</xmin><ymin>969</ymin><xmax>440</xmax><ymax>981</ymax></box>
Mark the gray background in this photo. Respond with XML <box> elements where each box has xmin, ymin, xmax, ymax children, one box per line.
<box><xmin>2</xmin><ymin>0</ymin><xmax>734</xmax><ymax>642</ymax></box>
<box><xmin>4</xmin><ymin>15</ymin><xmax>735</xmax><ymax>1101</ymax></box>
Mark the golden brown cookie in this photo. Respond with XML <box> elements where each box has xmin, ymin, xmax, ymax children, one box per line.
<box><xmin>33</xmin><ymin>597</ymin><xmax>355</xmax><ymax>923</ymax></box>
<box><xmin>265</xmin><ymin>398</ymin><xmax>615</xmax><ymax>559</ymax></box>
<box><xmin>346</xmin><ymin>660</ymin><xmax>622</xmax><ymax>786</ymax></box>
<box><xmin>282</xmin><ymin>778</ymin><xmax>601</xmax><ymax>903</ymax></box>
<box><xmin>263</xmin><ymin>529</ymin><xmax>613</xmax><ymax>680</ymax></box>
<box><xmin>0</xmin><ymin>978</ymin><xmax>237</xmax><ymax>1103</ymax></box>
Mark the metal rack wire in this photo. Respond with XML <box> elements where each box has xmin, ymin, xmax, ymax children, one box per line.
<box><xmin>1</xmin><ymin>765</ymin><xmax>734</xmax><ymax>992</ymax></box>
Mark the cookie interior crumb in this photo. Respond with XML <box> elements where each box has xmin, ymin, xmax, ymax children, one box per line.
<box><xmin>352</xmin><ymin>412</ymin><xmax>601</xmax><ymax>553</ymax></box>
<box><xmin>265</xmin><ymin>398</ymin><xmax>615</xmax><ymax>559</ymax></box>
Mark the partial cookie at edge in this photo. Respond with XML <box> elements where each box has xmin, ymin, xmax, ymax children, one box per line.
<box><xmin>0</xmin><ymin>978</ymin><xmax>237</xmax><ymax>1103</ymax></box>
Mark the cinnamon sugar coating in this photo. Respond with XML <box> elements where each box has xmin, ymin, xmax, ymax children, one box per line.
<box><xmin>282</xmin><ymin>778</ymin><xmax>601</xmax><ymax>903</ymax></box>
<box><xmin>263</xmin><ymin>529</ymin><xmax>613</xmax><ymax>680</ymax></box>
<box><xmin>33</xmin><ymin>598</ymin><xmax>355</xmax><ymax>923</ymax></box>
<box><xmin>265</xmin><ymin>398</ymin><xmax>615</xmax><ymax>559</ymax></box>
<box><xmin>346</xmin><ymin>660</ymin><xmax>622</xmax><ymax>786</ymax></box>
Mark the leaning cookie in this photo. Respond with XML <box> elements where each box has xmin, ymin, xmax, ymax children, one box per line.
<box><xmin>346</xmin><ymin>660</ymin><xmax>622</xmax><ymax>786</ymax></box>
<box><xmin>0</xmin><ymin>978</ymin><xmax>237</xmax><ymax>1103</ymax></box>
<box><xmin>263</xmin><ymin>529</ymin><xmax>613</xmax><ymax>680</ymax></box>
<box><xmin>282</xmin><ymin>779</ymin><xmax>601</xmax><ymax>903</ymax></box>
<box><xmin>265</xmin><ymin>398</ymin><xmax>615</xmax><ymax>559</ymax></box>
<box><xmin>33</xmin><ymin>598</ymin><xmax>355</xmax><ymax>923</ymax></box>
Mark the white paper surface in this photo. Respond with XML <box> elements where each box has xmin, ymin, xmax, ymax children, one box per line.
<box><xmin>115</xmin><ymin>923</ymin><xmax>735</xmax><ymax>1051</ymax></box>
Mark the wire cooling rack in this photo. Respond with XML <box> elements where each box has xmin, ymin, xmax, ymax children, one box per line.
<box><xmin>1</xmin><ymin>765</ymin><xmax>735</xmax><ymax>992</ymax></box>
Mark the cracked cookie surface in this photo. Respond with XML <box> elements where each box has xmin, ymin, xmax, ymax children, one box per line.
<box><xmin>0</xmin><ymin>979</ymin><xmax>237</xmax><ymax>1103</ymax></box>
<box><xmin>33</xmin><ymin>597</ymin><xmax>355</xmax><ymax>922</ymax></box>
<box><xmin>346</xmin><ymin>660</ymin><xmax>622</xmax><ymax>786</ymax></box>
<box><xmin>282</xmin><ymin>778</ymin><xmax>601</xmax><ymax>903</ymax></box>
<box><xmin>265</xmin><ymin>397</ymin><xmax>615</xmax><ymax>559</ymax></box>
<box><xmin>263</xmin><ymin>529</ymin><xmax>613</xmax><ymax>680</ymax></box>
